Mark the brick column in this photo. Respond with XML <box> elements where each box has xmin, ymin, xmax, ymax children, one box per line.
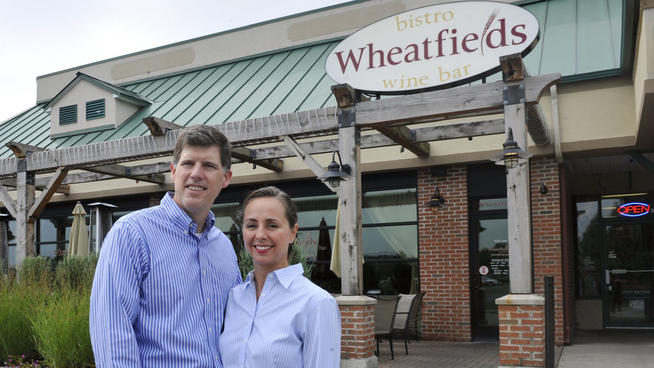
<box><xmin>336</xmin><ymin>295</ymin><xmax>377</xmax><ymax>368</ymax></box>
<box><xmin>418</xmin><ymin>166</ymin><xmax>470</xmax><ymax>341</ymax></box>
<box><xmin>497</xmin><ymin>294</ymin><xmax>545</xmax><ymax>367</ymax></box>
<box><xmin>530</xmin><ymin>157</ymin><xmax>564</xmax><ymax>345</ymax></box>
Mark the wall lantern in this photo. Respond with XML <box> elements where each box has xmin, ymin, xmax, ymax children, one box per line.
<box><xmin>319</xmin><ymin>151</ymin><xmax>351</xmax><ymax>188</ymax></box>
<box><xmin>429</xmin><ymin>186</ymin><xmax>446</xmax><ymax>208</ymax></box>
<box><xmin>491</xmin><ymin>128</ymin><xmax>531</xmax><ymax>169</ymax></box>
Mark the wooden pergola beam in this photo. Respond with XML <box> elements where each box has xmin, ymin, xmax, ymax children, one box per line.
<box><xmin>143</xmin><ymin>117</ymin><xmax>284</xmax><ymax>172</ymax></box>
<box><xmin>6</xmin><ymin>142</ymin><xmax>45</xmax><ymax>158</ymax></box>
<box><xmin>143</xmin><ymin>117</ymin><xmax>184</xmax><ymax>136</ymax></box>
<box><xmin>231</xmin><ymin>147</ymin><xmax>284</xmax><ymax>172</ymax></box>
<box><xmin>374</xmin><ymin>125</ymin><xmax>430</xmax><ymax>157</ymax></box>
<box><xmin>28</xmin><ymin>167</ymin><xmax>67</xmax><ymax>220</ymax></box>
<box><xmin>0</xmin><ymin>183</ymin><xmax>16</xmax><ymax>218</ymax></box>
<box><xmin>85</xmin><ymin>164</ymin><xmax>166</xmax><ymax>184</ymax></box>
<box><xmin>0</xmin><ymin>75</ymin><xmax>558</xmax><ymax>178</ymax></box>
<box><xmin>254</xmin><ymin>119</ymin><xmax>505</xmax><ymax>160</ymax></box>
<box><xmin>0</xmin><ymin>179</ymin><xmax>70</xmax><ymax>194</ymax></box>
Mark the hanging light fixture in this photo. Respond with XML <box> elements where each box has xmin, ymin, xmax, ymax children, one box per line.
<box><xmin>429</xmin><ymin>186</ymin><xmax>446</xmax><ymax>208</ymax></box>
<box><xmin>319</xmin><ymin>151</ymin><xmax>351</xmax><ymax>188</ymax></box>
<box><xmin>490</xmin><ymin>128</ymin><xmax>531</xmax><ymax>169</ymax></box>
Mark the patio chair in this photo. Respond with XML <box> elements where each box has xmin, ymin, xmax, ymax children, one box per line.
<box><xmin>371</xmin><ymin>295</ymin><xmax>401</xmax><ymax>360</ymax></box>
<box><xmin>408</xmin><ymin>291</ymin><xmax>426</xmax><ymax>340</ymax></box>
<box><xmin>392</xmin><ymin>293</ymin><xmax>416</xmax><ymax>354</ymax></box>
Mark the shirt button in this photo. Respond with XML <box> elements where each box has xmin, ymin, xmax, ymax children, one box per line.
<box><xmin>203</xmin><ymin>270</ymin><xmax>206</xmax><ymax>276</ymax></box>
<box><xmin>184</xmin><ymin>231</ymin><xmax>189</xmax><ymax>234</ymax></box>
<box><xmin>208</xmin><ymin>327</ymin><xmax>212</xmax><ymax>332</ymax></box>
<box><xmin>207</xmin><ymin>298</ymin><xmax>210</xmax><ymax>303</ymax></box>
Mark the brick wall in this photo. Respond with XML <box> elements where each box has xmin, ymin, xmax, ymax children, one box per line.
<box><xmin>338</xmin><ymin>300</ymin><xmax>376</xmax><ymax>360</ymax></box>
<box><xmin>498</xmin><ymin>301</ymin><xmax>545</xmax><ymax>367</ymax></box>
<box><xmin>530</xmin><ymin>157</ymin><xmax>565</xmax><ymax>345</ymax></box>
<box><xmin>418</xmin><ymin>166</ymin><xmax>470</xmax><ymax>341</ymax></box>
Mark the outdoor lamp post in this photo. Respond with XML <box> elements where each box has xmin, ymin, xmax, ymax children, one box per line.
<box><xmin>491</xmin><ymin>127</ymin><xmax>531</xmax><ymax>168</ymax></box>
<box><xmin>319</xmin><ymin>151</ymin><xmax>351</xmax><ymax>188</ymax></box>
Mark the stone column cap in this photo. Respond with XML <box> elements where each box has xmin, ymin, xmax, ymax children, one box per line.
<box><xmin>495</xmin><ymin>293</ymin><xmax>545</xmax><ymax>306</ymax></box>
<box><xmin>335</xmin><ymin>295</ymin><xmax>377</xmax><ymax>306</ymax></box>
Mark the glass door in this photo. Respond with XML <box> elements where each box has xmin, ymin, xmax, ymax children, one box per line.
<box><xmin>471</xmin><ymin>216</ymin><xmax>510</xmax><ymax>339</ymax></box>
<box><xmin>604</xmin><ymin>223</ymin><xmax>654</xmax><ymax>327</ymax></box>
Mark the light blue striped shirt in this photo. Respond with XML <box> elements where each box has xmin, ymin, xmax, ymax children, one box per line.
<box><xmin>219</xmin><ymin>263</ymin><xmax>341</xmax><ymax>368</ymax></box>
<box><xmin>90</xmin><ymin>193</ymin><xmax>241</xmax><ymax>367</ymax></box>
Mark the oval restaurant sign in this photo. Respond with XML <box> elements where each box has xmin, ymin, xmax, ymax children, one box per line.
<box><xmin>617</xmin><ymin>202</ymin><xmax>651</xmax><ymax>218</ymax></box>
<box><xmin>325</xmin><ymin>1</ymin><xmax>540</xmax><ymax>94</ymax></box>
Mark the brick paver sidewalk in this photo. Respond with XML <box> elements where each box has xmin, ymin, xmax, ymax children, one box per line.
<box><xmin>377</xmin><ymin>340</ymin><xmax>499</xmax><ymax>368</ymax></box>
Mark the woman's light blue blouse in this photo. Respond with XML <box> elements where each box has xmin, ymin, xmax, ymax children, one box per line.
<box><xmin>220</xmin><ymin>263</ymin><xmax>341</xmax><ymax>368</ymax></box>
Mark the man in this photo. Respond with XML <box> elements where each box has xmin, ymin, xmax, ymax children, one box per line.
<box><xmin>90</xmin><ymin>125</ymin><xmax>241</xmax><ymax>367</ymax></box>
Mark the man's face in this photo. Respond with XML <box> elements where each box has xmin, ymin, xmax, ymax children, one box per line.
<box><xmin>170</xmin><ymin>145</ymin><xmax>231</xmax><ymax>223</ymax></box>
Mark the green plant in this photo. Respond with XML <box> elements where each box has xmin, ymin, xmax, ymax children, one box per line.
<box><xmin>18</xmin><ymin>257</ymin><xmax>54</xmax><ymax>290</ymax></box>
<box><xmin>0</xmin><ymin>284</ymin><xmax>42</xmax><ymax>363</ymax></box>
<box><xmin>237</xmin><ymin>248</ymin><xmax>254</xmax><ymax>280</ymax></box>
<box><xmin>31</xmin><ymin>289</ymin><xmax>94</xmax><ymax>368</ymax></box>
<box><xmin>289</xmin><ymin>242</ymin><xmax>314</xmax><ymax>278</ymax></box>
<box><xmin>55</xmin><ymin>254</ymin><xmax>98</xmax><ymax>291</ymax></box>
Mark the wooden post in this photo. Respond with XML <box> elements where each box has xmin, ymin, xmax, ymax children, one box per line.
<box><xmin>504</xmin><ymin>98</ymin><xmax>533</xmax><ymax>294</ymax></box>
<box><xmin>0</xmin><ymin>214</ymin><xmax>8</xmax><ymax>274</ymax></box>
<box><xmin>338</xmin><ymin>122</ymin><xmax>363</xmax><ymax>295</ymax></box>
<box><xmin>15</xmin><ymin>164</ymin><xmax>36</xmax><ymax>268</ymax></box>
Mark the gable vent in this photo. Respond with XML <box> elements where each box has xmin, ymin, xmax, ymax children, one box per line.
<box><xmin>59</xmin><ymin>105</ymin><xmax>77</xmax><ymax>125</ymax></box>
<box><xmin>86</xmin><ymin>99</ymin><xmax>105</xmax><ymax>120</ymax></box>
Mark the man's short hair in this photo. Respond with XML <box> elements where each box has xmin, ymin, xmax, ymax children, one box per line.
<box><xmin>172</xmin><ymin>125</ymin><xmax>231</xmax><ymax>171</ymax></box>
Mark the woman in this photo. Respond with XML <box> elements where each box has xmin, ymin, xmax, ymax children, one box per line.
<box><xmin>220</xmin><ymin>186</ymin><xmax>341</xmax><ymax>367</ymax></box>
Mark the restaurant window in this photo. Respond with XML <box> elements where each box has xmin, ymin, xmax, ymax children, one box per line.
<box><xmin>212</xmin><ymin>202</ymin><xmax>242</xmax><ymax>253</ymax></box>
<box><xmin>285</xmin><ymin>188</ymin><xmax>419</xmax><ymax>294</ymax></box>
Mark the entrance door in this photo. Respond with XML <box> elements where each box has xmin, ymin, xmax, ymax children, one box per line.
<box><xmin>604</xmin><ymin>223</ymin><xmax>654</xmax><ymax>327</ymax></box>
<box><xmin>471</xmin><ymin>217</ymin><xmax>510</xmax><ymax>339</ymax></box>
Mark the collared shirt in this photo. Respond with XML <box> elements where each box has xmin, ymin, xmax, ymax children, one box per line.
<box><xmin>90</xmin><ymin>193</ymin><xmax>242</xmax><ymax>368</ymax></box>
<box><xmin>219</xmin><ymin>263</ymin><xmax>341</xmax><ymax>368</ymax></box>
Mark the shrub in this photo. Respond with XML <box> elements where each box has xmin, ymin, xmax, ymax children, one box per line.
<box><xmin>31</xmin><ymin>289</ymin><xmax>94</xmax><ymax>368</ymax></box>
<box><xmin>55</xmin><ymin>254</ymin><xmax>98</xmax><ymax>291</ymax></box>
<box><xmin>0</xmin><ymin>283</ymin><xmax>42</xmax><ymax>363</ymax></box>
<box><xmin>18</xmin><ymin>257</ymin><xmax>55</xmax><ymax>290</ymax></box>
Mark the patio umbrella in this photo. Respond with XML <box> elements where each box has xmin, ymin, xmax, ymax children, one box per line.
<box><xmin>228</xmin><ymin>223</ymin><xmax>242</xmax><ymax>254</ymax></box>
<box><xmin>68</xmin><ymin>202</ymin><xmax>89</xmax><ymax>257</ymax></box>
<box><xmin>330</xmin><ymin>203</ymin><xmax>341</xmax><ymax>278</ymax></box>
<box><xmin>312</xmin><ymin>217</ymin><xmax>332</xmax><ymax>279</ymax></box>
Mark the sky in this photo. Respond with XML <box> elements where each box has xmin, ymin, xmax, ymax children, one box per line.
<box><xmin>0</xmin><ymin>0</ymin><xmax>351</xmax><ymax>124</ymax></box>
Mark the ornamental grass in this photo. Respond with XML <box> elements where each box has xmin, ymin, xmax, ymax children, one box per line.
<box><xmin>0</xmin><ymin>255</ymin><xmax>97</xmax><ymax>368</ymax></box>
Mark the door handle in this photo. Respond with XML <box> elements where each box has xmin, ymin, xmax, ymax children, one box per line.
<box><xmin>605</xmin><ymin>269</ymin><xmax>611</xmax><ymax>285</ymax></box>
<box><xmin>610</xmin><ymin>269</ymin><xmax>628</xmax><ymax>274</ymax></box>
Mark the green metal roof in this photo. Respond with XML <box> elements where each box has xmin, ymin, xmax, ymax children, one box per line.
<box><xmin>0</xmin><ymin>0</ymin><xmax>629</xmax><ymax>159</ymax></box>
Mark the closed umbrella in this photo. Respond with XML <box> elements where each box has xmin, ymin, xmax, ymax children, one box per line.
<box><xmin>312</xmin><ymin>217</ymin><xmax>332</xmax><ymax>279</ymax></box>
<box><xmin>330</xmin><ymin>203</ymin><xmax>341</xmax><ymax>278</ymax></box>
<box><xmin>68</xmin><ymin>202</ymin><xmax>89</xmax><ymax>257</ymax></box>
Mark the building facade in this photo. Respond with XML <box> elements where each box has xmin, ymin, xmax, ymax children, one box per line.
<box><xmin>1</xmin><ymin>0</ymin><xmax>653</xmax><ymax>347</ymax></box>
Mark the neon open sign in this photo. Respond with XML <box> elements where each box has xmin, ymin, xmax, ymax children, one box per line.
<box><xmin>617</xmin><ymin>202</ymin><xmax>651</xmax><ymax>217</ymax></box>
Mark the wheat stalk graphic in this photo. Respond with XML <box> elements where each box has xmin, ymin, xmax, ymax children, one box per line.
<box><xmin>480</xmin><ymin>9</ymin><xmax>500</xmax><ymax>56</ymax></box>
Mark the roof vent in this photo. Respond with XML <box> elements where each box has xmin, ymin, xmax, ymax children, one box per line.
<box><xmin>86</xmin><ymin>99</ymin><xmax>105</xmax><ymax>120</ymax></box>
<box><xmin>59</xmin><ymin>105</ymin><xmax>77</xmax><ymax>125</ymax></box>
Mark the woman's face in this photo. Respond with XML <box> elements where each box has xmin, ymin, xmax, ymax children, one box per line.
<box><xmin>242</xmin><ymin>197</ymin><xmax>298</xmax><ymax>274</ymax></box>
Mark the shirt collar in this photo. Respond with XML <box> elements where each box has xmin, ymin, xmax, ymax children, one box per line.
<box><xmin>244</xmin><ymin>263</ymin><xmax>304</xmax><ymax>289</ymax></box>
<box><xmin>160</xmin><ymin>192</ymin><xmax>216</xmax><ymax>233</ymax></box>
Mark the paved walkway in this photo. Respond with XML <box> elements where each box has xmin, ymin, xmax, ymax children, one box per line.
<box><xmin>377</xmin><ymin>340</ymin><xmax>499</xmax><ymax>368</ymax></box>
<box><xmin>557</xmin><ymin>329</ymin><xmax>654</xmax><ymax>368</ymax></box>
<box><xmin>376</xmin><ymin>330</ymin><xmax>654</xmax><ymax>368</ymax></box>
